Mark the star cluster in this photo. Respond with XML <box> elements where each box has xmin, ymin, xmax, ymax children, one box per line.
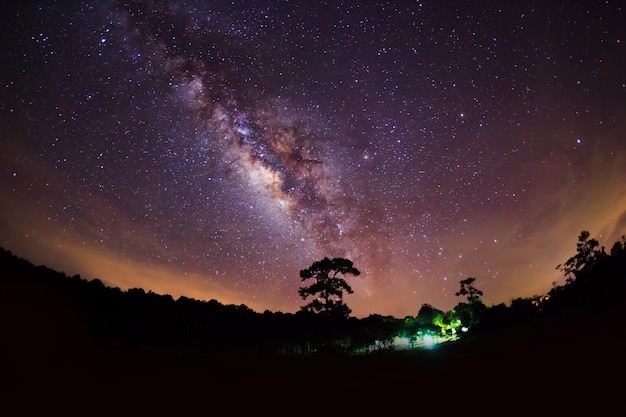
<box><xmin>1</xmin><ymin>1</ymin><xmax>625</xmax><ymax>317</ymax></box>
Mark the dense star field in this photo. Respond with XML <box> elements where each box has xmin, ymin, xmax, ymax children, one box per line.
<box><xmin>1</xmin><ymin>1</ymin><xmax>625</xmax><ymax>318</ymax></box>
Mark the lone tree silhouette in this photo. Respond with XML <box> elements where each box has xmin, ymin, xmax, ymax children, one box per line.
<box><xmin>455</xmin><ymin>277</ymin><xmax>483</xmax><ymax>303</ymax></box>
<box><xmin>455</xmin><ymin>277</ymin><xmax>485</xmax><ymax>331</ymax></box>
<box><xmin>298</xmin><ymin>257</ymin><xmax>360</xmax><ymax>319</ymax></box>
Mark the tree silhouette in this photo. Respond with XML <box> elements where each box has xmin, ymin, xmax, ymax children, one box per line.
<box><xmin>454</xmin><ymin>277</ymin><xmax>485</xmax><ymax>332</ymax></box>
<box><xmin>556</xmin><ymin>230</ymin><xmax>601</xmax><ymax>283</ymax></box>
<box><xmin>298</xmin><ymin>257</ymin><xmax>360</xmax><ymax>319</ymax></box>
<box><xmin>455</xmin><ymin>277</ymin><xmax>483</xmax><ymax>303</ymax></box>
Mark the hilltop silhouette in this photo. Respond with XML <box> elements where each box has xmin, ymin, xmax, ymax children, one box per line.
<box><xmin>1</xmin><ymin>231</ymin><xmax>624</xmax><ymax>414</ymax></box>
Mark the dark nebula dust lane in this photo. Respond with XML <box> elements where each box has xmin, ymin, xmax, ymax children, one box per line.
<box><xmin>1</xmin><ymin>1</ymin><xmax>625</xmax><ymax>317</ymax></box>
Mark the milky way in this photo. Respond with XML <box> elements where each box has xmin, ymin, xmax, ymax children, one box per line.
<box><xmin>1</xmin><ymin>1</ymin><xmax>625</xmax><ymax>317</ymax></box>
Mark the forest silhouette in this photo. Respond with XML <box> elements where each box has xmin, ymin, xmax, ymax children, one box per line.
<box><xmin>1</xmin><ymin>230</ymin><xmax>625</xmax><ymax>413</ymax></box>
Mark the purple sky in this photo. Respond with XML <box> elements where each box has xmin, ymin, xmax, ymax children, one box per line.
<box><xmin>1</xmin><ymin>1</ymin><xmax>625</xmax><ymax>318</ymax></box>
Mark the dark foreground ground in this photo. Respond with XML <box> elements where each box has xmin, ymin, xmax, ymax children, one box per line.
<box><xmin>1</xmin><ymin>278</ymin><xmax>624</xmax><ymax>416</ymax></box>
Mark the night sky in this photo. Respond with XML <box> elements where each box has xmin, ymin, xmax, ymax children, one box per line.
<box><xmin>1</xmin><ymin>1</ymin><xmax>625</xmax><ymax>318</ymax></box>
